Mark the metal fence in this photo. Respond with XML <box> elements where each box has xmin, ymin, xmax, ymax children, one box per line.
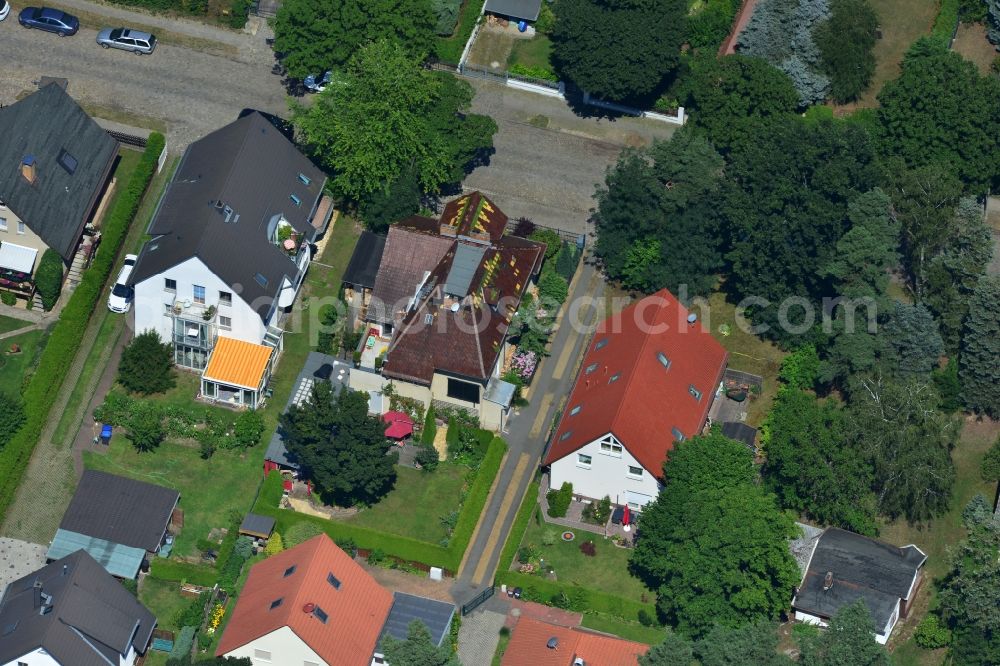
<box><xmin>461</xmin><ymin>585</ymin><xmax>495</xmax><ymax>615</ymax></box>
<box><xmin>106</xmin><ymin>129</ymin><xmax>148</xmax><ymax>149</ymax></box>
<box><xmin>505</xmin><ymin>219</ymin><xmax>586</xmax><ymax>247</ymax></box>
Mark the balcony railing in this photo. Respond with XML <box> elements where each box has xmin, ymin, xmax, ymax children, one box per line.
<box><xmin>170</xmin><ymin>296</ymin><xmax>217</xmax><ymax>322</ymax></box>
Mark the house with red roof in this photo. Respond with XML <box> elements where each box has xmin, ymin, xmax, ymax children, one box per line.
<box><xmin>543</xmin><ymin>289</ymin><xmax>728</xmax><ymax>511</ymax></box>
<box><xmin>216</xmin><ymin>534</ymin><xmax>454</xmax><ymax>666</ymax></box>
<box><xmin>501</xmin><ymin>617</ymin><xmax>649</xmax><ymax>666</ymax></box>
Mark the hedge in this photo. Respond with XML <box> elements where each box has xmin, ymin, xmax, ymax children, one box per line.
<box><xmin>496</xmin><ymin>480</ymin><xmax>539</xmax><ymax>578</ymax></box>
<box><xmin>148</xmin><ymin>558</ymin><xmax>220</xmax><ymax>587</ymax></box>
<box><xmin>930</xmin><ymin>0</ymin><xmax>959</xmax><ymax>46</ymax></box>
<box><xmin>253</xmin><ymin>436</ymin><xmax>508</xmax><ymax>572</ymax></box>
<box><xmin>0</xmin><ymin>134</ymin><xmax>165</xmax><ymax>524</ymax></box>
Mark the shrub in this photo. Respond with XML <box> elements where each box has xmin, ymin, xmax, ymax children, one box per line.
<box><xmin>546</xmin><ymin>482</ymin><xmax>573</xmax><ymax>517</ymax></box>
<box><xmin>517</xmin><ymin>544</ymin><xmax>538</xmax><ymax>564</ymax></box>
<box><xmin>538</xmin><ymin>271</ymin><xmax>568</xmax><ymax>305</ymax></box>
<box><xmin>234</xmin><ymin>536</ymin><xmax>254</xmax><ymax>559</ymax></box>
<box><xmin>120</xmin><ymin>577</ymin><xmax>138</xmax><ymax>596</ymax></box>
<box><xmin>335</xmin><ymin>536</ymin><xmax>358</xmax><ymax>557</ymax></box>
<box><xmin>541</xmin><ymin>529</ymin><xmax>558</xmax><ymax>546</ymax></box>
<box><xmin>779</xmin><ymin>344</ymin><xmax>820</xmax><ymax>389</ymax></box>
<box><xmin>34</xmin><ymin>249</ymin><xmax>63</xmax><ymax>311</ymax></box>
<box><xmin>317</xmin><ymin>304</ymin><xmax>340</xmax><ymax>354</ymax></box>
<box><xmin>981</xmin><ymin>437</ymin><xmax>1000</xmax><ymax>481</ymax></box>
<box><xmin>149</xmin><ymin>559</ymin><xmax>218</xmax><ymax>586</ymax></box>
<box><xmin>416</xmin><ymin>444</ymin><xmax>440</xmax><ymax>471</ymax></box>
<box><xmin>536</xmin><ymin>2</ymin><xmax>556</xmax><ymax>32</ymax></box>
<box><xmin>554</xmin><ymin>242</ymin><xmax>579</xmax><ymax>281</ymax></box>
<box><xmin>421</xmin><ymin>405</ymin><xmax>437</xmax><ymax>445</ymax></box>
<box><xmin>582</xmin><ymin>496</ymin><xmax>612</xmax><ymax>525</ymax></box>
<box><xmin>0</xmin><ymin>292</ymin><xmax>14</xmax><ymax>306</ymax></box>
<box><xmin>0</xmin><ymin>396</ymin><xmax>26</xmax><ymax>451</ymax></box>
<box><xmin>233</xmin><ymin>409</ymin><xmax>265</xmax><ymax>448</ymax></box>
<box><xmin>173</xmin><ymin>595</ymin><xmax>207</xmax><ymax>628</ymax></box>
<box><xmin>579</xmin><ymin>540</ymin><xmax>596</xmax><ymax>556</ymax></box>
<box><xmin>119</xmin><ymin>330</ymin><xmax>175</xmax><ymax>394</ymax></box>
<box><xmin>930</xmin><ymin>0</ymin><xmax>959</xmax><ymax>46</ymax></box>
<box><xmin>169</xmin><ymin>626</ymin><xmax>196</xmax><ymax>660</ymax></box>
<box><xmin>637</xmin><ymin>608</ymin><xmax>654</xmax><ymax>626</ymax></box>
<box><xmin>509</xmin><ymin>63</ymin><xmax>558</xmax><ymax>82</ymax></box>
<box><xmin>127</xmin><ymin>401</ymin><xmax>165</xmax><ymax>452</ymax></box>
<box><xmin>93</xmin><ymin>390</ymin><xmax>137</xmax><ymax>425</ymax></box>
<box><xmin>368</xmin><ymin>547</ymin><xmax>387</xmax><ymax>566</ymax></box>
<box><xmin>264</xmin><ymin>532</ymin><xmax>284</xmax><ymax>556</ymax></box>
<box><xmin>513</xmin><ymin>217</ymin><xmax>536</xmax><ymax>238</ymax></box>
<box><xmin>431</xmin><ymin>0</ymin><xmax>462</xmax><ymax>34</ymax></box>
<box><xmin>529</xmin><ymin>228</ymin><xmax>562</xmax><ymax>260</ymax></box>
<box><xmin>226</xmin><ymin>0</ymin><xmax>250</xmax><ymax>27</ymax></box>
<box><xmin>199</xmin><ymin>437</ymin><xmax>216</xmax><ymax>459</ymax></box>
<box><xmin>915</xmin><ymin>614</ymin><xmax>952</xmax><ymax>649</ymax></box>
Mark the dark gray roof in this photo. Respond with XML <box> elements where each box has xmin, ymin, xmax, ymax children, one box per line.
<box><xmin>485</xmin><ymin>0</ymin><xmax>541</xmax><ymax>20</ymax></box>
<box><xmin>379</xmin><ymin>592</ymin><xmax>454</xmax><ymax>647</ymax></box>
<box><xmin>60</xmin><ymin>470</ymin><xmax>179</xmax><ymax>552</ymax></box>
<box><xmin>721</xmin><ymin>421</ymin><xmax>757</xmax><ymax>450</ymax></box>
<box><xmin>343</xmin><ymin>231</ymin><xmax>386</xmax><ymax>289</ymax></box>
<box><xmin>0</xmin><ymin>550</ymin><xmax>155</xmax><ymax>666</ymax></box>
<box><xmin>444</xmin><ymin>243</ymin><xmax>487</xmax><ymax>296</ymax></box>
<box><xmin>794</xmin><ymin>528</ymin><xmax>926</xmax><ymax>629</ymax></box>
<box><xmin>239</xmin><ymin>513</ymin><xmax>275</xmax><ymax>538</ymax></box>
<box><xmin>130</xmin><ymin>112</ymin><xmax>327</xmax><ymax>319</ymax></box>
<box><xmin>0</xmin><ymin>84</ymin><xmax>118</xmax><ymax>260</ymax></box>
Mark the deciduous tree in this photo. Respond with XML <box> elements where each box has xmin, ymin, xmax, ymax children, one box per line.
<box><xmin>959</xmin><ymin>276</ymin><xmax>1000</xmax><ymax>417</ymax></box>
<box><xmin>798</xmin><ymin>600</ymin><xmax>889</xmax><ymax>665</ymax></box>
<box><xmin>379</xmin><ymin>620</ymin><xmax>459</xmax><ymax>666</ymax></box>
<box><xmin>127</xmin><ymin>401</ymin><xmax>165</xmax><ymax>453</ymax></box>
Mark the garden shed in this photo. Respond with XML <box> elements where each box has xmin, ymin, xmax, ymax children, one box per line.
<box><xmin>239</xmin><ymin>513</ymin><xmax>275</xmax><ymax>540</ymax></box>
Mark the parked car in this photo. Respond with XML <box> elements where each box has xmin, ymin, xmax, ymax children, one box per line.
<box><xmin>96</xmin><ymin>27</ymin><xmax>156</xmax><ymax>54</ymax></box>
<box><xmin>0</xmin><ymin>1</ymin><xmax>11</xmax><ymax>22</ymax></box>
<box><xmin>18</xmin><ymin>7</ymin><xmax>79</xmax><ymax>35</ymax></box>
<box><xmin>107</xmin><ymin>254</ymin><xmax>138</xmax><ymax>313</ymax></box>
<box><xmin>303</xmin><ymin>70</ymin><xmax>331</xmax><ymax>93</ymax></box>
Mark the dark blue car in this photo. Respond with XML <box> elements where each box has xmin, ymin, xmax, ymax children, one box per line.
<box><xmin>18</xmin><ymin>7</ymin><xmax>79</xmax><ymax>36</ymax></box>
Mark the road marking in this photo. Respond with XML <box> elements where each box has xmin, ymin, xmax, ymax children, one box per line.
<box><xmin>472</xmin><ymin>452</ymin><xmax>532</xmax><ymax>586</ymax></box>
<box><xmin>529</xmin><ymin>393</ymin><xmax>555</xmax><ymax>439</ymax></box>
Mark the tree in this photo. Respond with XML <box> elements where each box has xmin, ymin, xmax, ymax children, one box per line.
<box><xmin>234</xmin><ymin>409</ymin><xmax>265</xmax><ymax>448</ymax></box>
<box><xmin>127</xmin><ymin>401</ymin><xmax>164</xmax><ymax>453</ymax></box>
<box><xmin>263</xmin><ymin>532</ymin><xmax>284</xmax><ymax>556</ymax></box>
<box><xmin>272</xmin><ymin>0</ymin><xmax>435</xmax><ymax>79</ymax></box>
<box><xmin>0</xmin><ymin>394</ymin><xmax>26</xmax><ymax>449</ymax></box>
<box><xmin>778</xmin><ymin>345</ymin><xmax>820</xmax><ymax>390</ymax></box>
<box><xmin>118</xmin><ymin>330</ymin><xmax>175</xmax><ymax>395</ymax></box>
<box><xmin>820</xmin><ymin>188</ymin><xmax>899</xmax><ymax>300</ymax></box>
<box><xmin>679</xmin><ymin>54</ymin><xmax>798</xmax><ymax>153</ymax></box>
<box><xmin>630</xmin><ymin>433</ymin><xmax>800</xmax><ymax>637</ymax></box>
<box><xmin>551</xmin><ymin>0</ymin><xmax>686</xmax><ymax>102</ymax></box>
<box><xmin>987</xmin><ymin>0</ymin><xmax>1000</xmax><ymax>47</ymax></box>
<box><xmin>960</xmin><ymin>276</ymin><xmax>1000</xmax><ymax>417</ymax></box>
<box><xmin>280</xmin><ymin>381</ymin><xmax>397</xmax><ymax>505</ymax></box>
<box><xmin>640</xmin><ymin>628</ymin><xmax>694</xmax><ymax>665</ymax></box>
<box><xmin>762</xmin><ymin>389</ymin><xmax>877</xmax><ymax>534</ymax></box>
<box><xmin>877</xmin><ymin>38</ymin><xmax>1000</xmax><ymax>191</ymax></box>
<box><xmin>879</xmin><ymin>302</ymin><xmax>944</xmax><ymax>379</ymax></box>
<box><xmin>379</xmin><ymin>620</ymin><xmax>459</xmax><ymax>666</ymax></box>
<box><xmin>697</xmin><ymin>622</ymin><xmax>792</xmax><ymax>666</ymax></box>
<box><xmin>359</xmin><ymin>166</ymin><xmax>420</xmax><ymax>233</ymax></box>
<box><xmin>798</xmin><ymin>600</ymin><xmax>889</xmax><ymax>665</ymax></box>
<box><xmin>846</xmin><ymin>375</ymin><xmax>957</xmax><ymax>522</ymax></box>
<box><xmin>814</xmin><ymin>0</ymin><xmax>878</xmax><ymax>102</ymax></box>
<box><xmin>34</xmin><ymin>249</ymin><xmax>63</xmax><ymax>311</ymax></box>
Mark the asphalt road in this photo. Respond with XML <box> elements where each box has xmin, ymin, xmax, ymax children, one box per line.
<box><xmin>0</xmin><ymin>14</ymin><xmax>287</xmax><ymax>148</ymax></box>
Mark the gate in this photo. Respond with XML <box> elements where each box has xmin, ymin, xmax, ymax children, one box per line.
<box><xmin>461</xmin><ymin>585</ymin><xmax>495</xmax><ymax>615</ymax></box>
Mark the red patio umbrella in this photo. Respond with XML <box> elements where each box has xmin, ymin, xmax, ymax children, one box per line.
<box><xmin>622</xmin><ymin>504</ymin><xmax>631</xmax><ymax>532</ymax></box>
<box><xmin>383</xmin><ymin>411</ymin><xmax>414</xmax><ymax>439</ymax></box>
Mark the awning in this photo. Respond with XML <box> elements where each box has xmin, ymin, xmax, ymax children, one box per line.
<box><xmin>0</xmin><ymin>242</ymin><xmax>38</xmax><ymax>274</ymax></box>
<box><xmin>47</xmin><ymin>529</ymin><xmax>145</xmax><ymax>579</ymax></box>
<box><xmin>202</xmin><ymin>337</ymin><xmax>274</xmax><ymax>390</ymax></box>
<box><xmin>484</xmin><ymin>377</ymin><xmax>516</xmax><ymax>409</ymax></box>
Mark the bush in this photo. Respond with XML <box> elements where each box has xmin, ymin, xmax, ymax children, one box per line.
<box><xmin>264</xmin><ymin>532</ymin><xmax>284</xmax><ymax>556</ymax></box>
<box><xmin>915</xmin><ymin>614</ymin><xmax>952</xmax><ymax>649</ymax></box>
<box><xmin>541</xmin><ymin>529</ymin><xmax>557</xmax><ymax>546</ymax></box>
<box><xmin>127</xmin><ymin>401</ymin><xmax>165</xmax><ymax>452</ymax></box>
<box><xmin>169</xmin><ymin>627</ymin><xmax>196</xmax><ymax>660</ymax></box>
<box><xmin>173</xmin><ymin>596</ymin><xmax>207</xmax><ymax>628</ymax></box>
<box><xmin>431</xmin><ymin>0</ymin><xmax>462</xmax><ymax>34</ymax></box>
<box><xmin>119</xmin><ymin>330</ymin><xmax>175</xmax><ymax>394</ymax></box>
<box><xmin>226</xmin><ymin>0</ymin><xmax>250</xmax><ymax>27</ymax></box>
<box><xmin>34</xmin><ymin>249</ymin><xmax>63</xmax><ymax>311</ymax></box>
<box><xmin>535</xmin><ymin>2</ymin><xmax>556</xmax><ymax>32</ymax></box>
<box><xmin>421</xmin><ymin>405</ymin><xmax>437</xmax><ymax>445</ymax></box>
<box><xmin>529</xmin><ymin>228</ymin><xmax>561</xmax><ymax>260</ymax></box>
<box><xmin>538</xmin><ymin>271</ymin><xmax>568</xmax><ymax>305</ymax></box>
<box><xmin>546</xmin><ymin>482</ymin><xmax>573</xmax><ymax>517</ymax></box>
<box><xmin>779</xmin><ymin>344</ymin><xmax>820</xmax><ymax>389</ymax></box>
<box><xmin>317</xmin><ymin>304</ymin><xmax>339</xmax><ymax>354</ymax></box>
<box><xmin>579</xmin><ymin>540</ymin><xmax>596</xmax><ymax>556</ymax></box>
<box><xmin>637</xmin><ymin>608</ymin><xmax>654</xmax><ymax>627</ymax></box>
<box><xmin>335</xmin><ymin>536</ymin><xmax>358</xmax><ymax>557</ymax></box>
<box><xmin>0</xmin><ymin>396</ymin><xmax>26</xmax><ymax>451</ymax></box>
<box><xmin>0</xmin><ymin>292</ymin><xmax>14</xmax><ymax>306</ymax></box>
<box><xmin>930</xmin><ymin>0</ymin><xmax>959</xmax><ymax>46</ymax></box>
<box><xmin>199</xmin><ymin>437</ymin><xmax>215</xmax><ymax>460</ymax></box>
<box><xmin>981</xmin><ymin>437</ymin><xmax>1000</xmax><ymax>481</ymax></box>
<box><xmin>582</xmin><ymin>496</ymin><xmax>612</xmax><ymax>525</ymax></box>
<box><xmin>686</xmin><ymin>0</ymin><xmax>739</xmax><ymax>48</ymax></box>
<box><xmin>233</xmin><ymin>409</ymin><xmax>265</xmax><ymax>448</ymax></box>
<box><xmin>509</xmin><ymin>63</ymin><xmax>558</xmax><ymax>82</ymax></box>
<box><xmin>121</xmin><ymin>577</ymin><xmax>138</xmax><ymax>596</ymax></box>
<box><xmin>415</xmin><ymin>444</ymin><xmax>440</xmax><ymax>471</ymax></box>
<box><xmin>554</xmin><ymin>242</ymin><xmax>579</xmax><ymax>282</ymax></box>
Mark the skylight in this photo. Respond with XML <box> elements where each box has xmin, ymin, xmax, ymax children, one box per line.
<box><xmin>297</xmin><ymin>173</ymin><xmax>311</xmax><ymax>186</ymax></box>
<box><xmin>314</xmin><ymin>606</ymin><xmax>329</xmax><ymax>624</ymax></box>
<box><xmin>327</xmin><ymin>572</ymin><xmax>341</xmax><ymax>589</ymax></box>
<box><xmin>290</xmin><ymin>194</ymin><xmax>301</xmax><ymax>206</ymax></box>
<box><xmin>283</xmin><ymin>565</ymin><xmax>296</xmax><ymax>577</ymax></box>
<box><xmin>269</xmin><ymin>598</ymin><xmax>283</xmax><ymax>610</ymax></box>
<box><xmin>57</xmin><ymin>148</ymin><xmax>77</xmax><ymax>175</ymax></box>
<box><xmin>255</xmin><ymin>273</ymin><xmax>269</xmax><ymax>287</ymax></box>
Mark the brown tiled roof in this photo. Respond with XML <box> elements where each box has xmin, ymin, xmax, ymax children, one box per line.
<box><xmin>501</xmin><ymin>617</ymin><xmax>649</xmax><ymax>666</ymax></box>
<box><xmin>369</xmin><ymin>221</ymin><xmax>453</xmax><ymax>324</ymax></box>
<box><xmin>439</xmin><ymin>192</ymin><xmax>508</xmax><ymax>244</ymax></box>
<box><xmin>216</xmin><ymin>535</ymin><xmax>393</xmax><ymax>666</ymax></box>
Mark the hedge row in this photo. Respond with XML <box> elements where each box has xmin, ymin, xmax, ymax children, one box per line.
<box><xmin>496</xmin><ymin>480</ymin><xmax>539</xmax><ymax>578</ymax></box>
<box><xmin>0</xmin><ymin>135</ymin><xmax>165</xmax><ymax>523</ymax></box>
<box><xmin>148</xmin><ymin>558</ymin><xmax>220</xmax><ymax>587</ymax></box>
<box><xmin>253</xmin><ymin>437</ymin><xmax>508</xmax><ymax>572</ymax></box>
<box><xmin>930</xmin><ymin>0</ymin><xmax>959</xmax><ymax>46</ymax></box>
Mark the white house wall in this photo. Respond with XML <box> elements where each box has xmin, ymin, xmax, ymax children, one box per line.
<box><xmin>134</xmin><ymin>257</ymin><xmax>266</xmax><ymax>346</ymax></box>
<box><xmin>794</xmin><ymin>609</ymin><xmax>893</xmax><ymax>645</ymax></box>
<box><xmin>549</xmin><ymin>433</ymin><xmax>661</xmax><ymax>510</ymax></box>
<box><xmin>223</xmin><ymin>625</ymin><xmax>328</xmax><ymax>666</ymax></box>
<box><xmin>3</xmin><ymin>647</ymin><xmax>60</xmax><ymax>666</ymax></box>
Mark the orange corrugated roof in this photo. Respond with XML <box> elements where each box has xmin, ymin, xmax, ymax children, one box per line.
<box><xmin>202</xmin><ymin>337</ymin><xmax>274</xmax><ymax>389</ymax></box>
<box><xmin>501</xmin><ymin>617</ymin><xmax>649</xmax><ymax>666</ymax></box>
<box><xmin>217</xmin><ymin>534</ymin><xmax>393</xmax><ymax>666</ymax></box>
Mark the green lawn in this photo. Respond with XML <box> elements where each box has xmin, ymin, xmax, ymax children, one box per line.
<box><xmin>139</xmin><ymin>577</ymin><xmax>191</xmax><ymax>632</ymax></box>
<box><xmin>581</xmin><ymin>612</ymin><xmax>664</xmax><ymax>644</ymax></box>
<box><xmin>0</xmin><ymin>315</ymin><xmax>31</xmax><ymax>335</ymax></box>
<box><xmin>345</xmin><ymin>464</ymin><xmax>469</xmax><ymax>544</ymax></box>
<box><xmin>516</xmin><ymin>514</ymin><xmax>651</xmax><ymax>605</ymax></box>
<box><xmin>507</xmin><ymin>35</ymin><xmax>554</xmax><ymax>74</ymax></box>
<box><xmin>83</xmin><ymin>433</ymin><xmax>262</xmax><ymax>559</ymax></box>
<box><xmin>0</xmin><ymin>329</ymin><xmax>47</xmax><ymax>393</ymax></box>
<box><xmin>434</xmin><ymin>0</ymin><xmax>484</xmax><ymax>64</ymax></box>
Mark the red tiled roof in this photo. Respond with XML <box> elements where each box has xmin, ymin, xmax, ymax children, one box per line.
<box><xmin>216</xmin><ymin>534</ymin><xmax>393</xmax><ymax>666</ymax></box>
<box><xmin>501</xmin><ymin>618</ymin><xmax>649</xmax><ymax>666</ymax></box>
<box><xmin>543</xmin><ymin>289</ymin><xmax>728</xmax><ymax>477</ymax></box>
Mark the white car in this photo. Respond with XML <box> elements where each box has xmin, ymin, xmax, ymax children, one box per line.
<box><xmin>0</xmin><ymin>1</ymin><xmax>10</xmax><ymax>21</ymax></box>
<box><xmin>107</xmin><ymin>254</ymin><xmax>137</xmax><ymax>313</ymax></box>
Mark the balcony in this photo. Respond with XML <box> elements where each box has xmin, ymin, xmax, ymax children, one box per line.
<box><xmin>170</xmin><ymin>296</ymin><xmax>218</xmax><ymax>323</ymax></box>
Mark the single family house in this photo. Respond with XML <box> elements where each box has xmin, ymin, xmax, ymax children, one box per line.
<box><xmin>501</xmin><ymin>617</ymin><xmax>649</xmax><ymax>666</ymax></box>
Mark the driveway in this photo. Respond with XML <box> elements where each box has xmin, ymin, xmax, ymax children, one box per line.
<box><xmin>459</xmin><ymin>77</ymin><xmax>678</xmax><ymax>235</ymax></box>
<box><xmin>0</xmin><ymin>9</ymin><xmax>287</xmax><ymax>148</ymax></box>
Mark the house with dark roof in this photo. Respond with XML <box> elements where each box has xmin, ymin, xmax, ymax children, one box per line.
<box><xmin>130</xmin><ymin>112</ymin><xmax>332</xmax><ymax>390</ymax></box>
<box><xmin>543</xmin><ymin>289</ymin><xmax>728</xmax><ymax>511</ymax></box>
<box><xmin>216</xmin><ymin>533</ymin><xmax>454</xmax><ymax>666</ymax></box>
<box><xmin>501</xmin><ymin>617</ymin><xmax>649</xmax><ymax>666</ymax></box>
<box><xmin>0</xmin><ymin>549</ymin><xmax>156</xmax><ymax>666</ymax></box>
<box><xmin>348</xmin><ymin>192</ymin><xmax>544</xmax><ymax>430</ymax></box>
<box><xmin>485</xmin><ymin>0</ymin><xmax>542</xmax><ymax>24</ymax></box>
<box><xmin>0</xmin><ymin>83</ymin><xmax>117</xmax><ymax>291</ymax></box>
<box><xmin>47</xmin><ymin>470</ymin><xmax>179</xmax><ymax>579</ymax></box>
<box><xmin>792</xmin><ymin>528</ymin><xmax>927</xmax><ymax>644</ymax></box>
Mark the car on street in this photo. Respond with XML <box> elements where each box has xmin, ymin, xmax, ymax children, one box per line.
<box><xmin>18</xmin><ymin>7</ymin><xmax>79</xmax><ymax>35</ymax></box>
<box><xmin>96</xmin><ymin>27</ymin><xmax>156</xmax><ymax>54</ymax></box>
<box><xmin>303</xmin><ymin>70</ymin><xmax>331</xmax><ymax>93</ymax></box>
<box><xmin>0</xmin><ymin>1</ymin><xmax>11</xmax><ymax>22</ymax></box>
<box><xmin>107</xmin><ymin>254</ymin><xmax>138</xmax><ymax>313</ymax></box>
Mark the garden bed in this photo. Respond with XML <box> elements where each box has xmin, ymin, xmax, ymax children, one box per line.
<box><xmin>507</xmin><ymin>34</ymin><xmax>557</xmax><ymax>80</ymax></box>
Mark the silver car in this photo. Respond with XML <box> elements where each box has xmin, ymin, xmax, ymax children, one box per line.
<box><xmin>96</xmin><ymin>27</ymin><xmax>156</xmax><ymax>54</ymax></box>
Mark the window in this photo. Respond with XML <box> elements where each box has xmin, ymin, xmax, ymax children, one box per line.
<box><xmin>577</xmin><ymin>453</ymin><xmax>592</xmax><ymax>466</ymax></box>
<box><xmin>219</xmin><ymin>290</ymin><xmax>232</xmax><ymax>306</ymax></box>
<box><xmin>269</xmin><ymin>598</ymin><xmax>283</xmax><ymax>610</ymax></box>
<box><xmin>193</xmin><ymin>285</ymin><xmax>206</xmax><ymax>305</ymax></box>
<box><xmin>253</xmin><ymin>649</ymin><xmax>272</xmax><ymax>662</ymax></box>
<box><xmin>689</xmin><ymin>384</ymin><xmax>702</xmax><ymax>401</ymax></box>
<box><xmin>559</xmin><ymin>430</ymin><xmax>572</xmax><ymax>441</ymax></box>
<box><xmin>671</xmin><ymin>427</ymin><xmax>685</xmax><ymax>442</ymax></box>
<box><xmin>290</xmin><ymin>194</ymin><xmax>302</xmax><ymax>206</ymax></box>
<box><xmin>595</xmin><ymin>338</ymin><xmax>608</xmax><ymax>350</ymax></box>
<box><xmin>305</xmin><ymin>662</ymin><xmax>320</xmax><ymax>666</ymax></box>
<box><xmin>297</xmin><ymin>173</ymin><xmax>312</xmax><ymax>185</ymax></box>
<box><xmin>585</xmin><ymin>363</ymin><xmax>598</xmax><ymax>374</ymax></box>
<box><xmin>16</xmin><ymin>222</ymin><xmax>24</xmax><ymax>235</ymax></box>
<box><xmin>608</xmin><ymin>373</ymin><xmax>621</xmax><ymax>384</ymax></box>
<box><xmin>0</xmin><ymin>217</ymin><xmax>7</xmax><ymax>231</ymax></box>
<box><xmin>600</xmin><ymin>441</ymin><xmax>623</xmax><ymax>455</ymax></box>
<box><xmin>283</xmin><ymin>565</ymin><xmax>296</xmax><ymax>577</ymax></box>
<box><xmin>627</xmin><ymin>501</ymin><xmax>640</xmax><ymax>510</ymax></box>
<box><xmin>313</xmin><ymin>606</ymin><xmax>329</xmax><ymax>624</ymax></box>
<box><xmin>57</xmin><ymin>148</ymin><xmax>78</xmax><ymax>174</ymax></box>
<box><xmin>446</xmin><ymin>378</ymin><xmax>480</xmax><ymax>404</ymax></box>
<box><xmin>164</xmin><ymin>278</ymin><xmax>176</xmax><ymax>292</ymax></box>
<box><xmin>656</xmin><ymin>351</ymin><xmax>671</xmax><ymax>369</ymax></box>
<box><xmin>628</xmin><ymin>466</ymin><xmax>644</xmax><ymax>478</ymax></box>
<box><xmin>569</xmin><ymin>405</ymin><xmax>581</xmax><ymax>416</ymax></box>
<box><xmin>254</xmin><ymin>272</ymin><xmax>268</xmax><ymax>287</ymax></box>
<box><xmin>424</xmin><ymin>313</ymin><xmax>433</xmax><ymax>325</ymax></box>
<box><xmin>327</xmin><ymin>572</ymin><xmax>341</xmax><ymax>589</ymax></box>
<box><xmin>219</xmin><ymin>316</ymin><xmax>232</xmax><ymax>330</ymax></box>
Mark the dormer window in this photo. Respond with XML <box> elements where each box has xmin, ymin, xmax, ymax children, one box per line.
<box><xmin>689</xmin><ymin>385</ymin><xmax>702</xmax><ymax>401</ymax></box>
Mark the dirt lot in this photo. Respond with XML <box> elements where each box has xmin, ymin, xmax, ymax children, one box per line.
<box><xmin>952</xmin><ymin>22</ymin><xmax>997</xmax><ymax>75</ymax></box>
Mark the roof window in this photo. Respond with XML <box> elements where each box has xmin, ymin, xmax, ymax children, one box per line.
<box><xmin>559</xmin><ymin>430</ymin><xmax>572</xmax><ymax>441</ymax></box>
<box><xmin>595</xmin><ymin>338</ymin><xmax>608</xmax><ymax>350</ymax></box>
<box><xmin>314</xmin><ymin>606</ymin><xmax>329</xmax><ymax>624</ymax></box>
<box><xmin>269</xmin><ymin>598</ymin><xmax>283</xmax><ymax>610</ymax></box>
<box><xmin>297</xmin><ymin>173</ymin><xmax>312</xmax><ymax>186</ymax></box>
<box><xmin>283</xmin><ymin>565</ymin><xmax>296</xmax><ymax>577</ymax></box>
<box><xmin>656</xmin><ymin>352</ymin><xmax>671</xmax><ymax>369</ymax></box>
<box><xmin>689</xmin><ymin>385</ymin><xmax>702</xmax><ymax>401</ymax></box>
<box><xmin>290</xmin><ymin>194</ymin><xmax>301</xmax><ymax>206</ymax></box>
<box><xmin>254</xmin><ymin>273</ymin><xmax>268</xmax><ymax>287</ymax></box>
<box><xmin>57</xmin><ymin>148</ymin><xmax>78</xmax><ymax>175</ymax></box>
<box><xmin>569</xmin><ymin>405</ymin><xmax>581</xmax><ymax>416</ymax></box>
<box><xmin>327</xmin><ymin>572</ymin><xmax>341</xmax><ymax>589</ymax></box>
<box><xmin>672</xmin><ymin>427</ymin><xmax>686</xmax><ymax>442</ymax></box>
<box><xmin>585</xmin><ymin>363</ymin><xmax>598</xmax><ymax>374</ymax></box>
<box><xmin>609</xmin><ymin>373</ymin><xmax>621</xmax><ymax>384</ymax></box>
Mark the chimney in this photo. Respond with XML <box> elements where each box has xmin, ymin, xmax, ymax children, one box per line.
<box><xmin>62</xmin><ymin>564</ymin><xmax>68</xmax><ymax>576</ymax></box>
<box><xmin>32</xmin><ymin>580</ymin><xmax>43</xmax><ymax>608</ymax></box>
<box><xmin>823</xmin><ymin>571</ymin><xmax>834</xmax><ymax>591</ymax></box>
<box><xmin>21</xmin><ymin>156</ymin><xmax>36</xmax><ymax>185</ymax></box>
